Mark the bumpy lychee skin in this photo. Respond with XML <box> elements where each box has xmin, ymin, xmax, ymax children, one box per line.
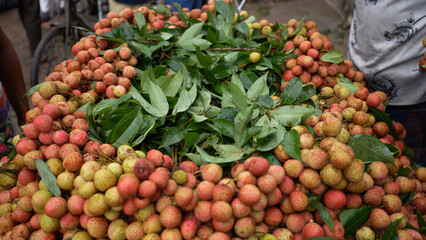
<box><xmin>370</xmin><ymin>208</ymin><xmax>391</xmax><ymax>230</ymax></box>
<box><xmin>211</xmin><ymin>201</ymin><xmax>233</xmax><ymax>222</ymax></box>
<box><xmin>329</xmin><ymin>150</ymin><xmax>353</xmax><ymax>169</ymax></box>
<box><xmin>284</xmin><ymin>159</ymin><xmax>304</xmax><ymax>178</ymax></box>
<box><xmin>355</xmin><ymin>226</ymin><xmax>375</xmax><ymax>240</ymax></box>
<box><xmin>125</xmin><ymin>221</ymin><xmax>145</xmax><ymax>240</ymax></box>
<box><xmin>364</xmin><ymin>186</ymin><xmax>385</xmax><ymax>207</ymax></box>
<box><xmin>117</xmin><ymin>175</ymin><xmax>140</xmax><ymax>198</ymax></box>
<box><xmin>285</xmin><ymin>213</ymin><xmax>305</xmax><ymax>233</ymax></box>
<box><xmin>200</xmin><ymin>163</ymin><xmax>223</xmax><ymax>183</ymax></box>
<box><xmin>289</xmin><ymin>191</ymin><xmax>309</xmax><ymax>212</ymax></box>
<box><xmin>382</xmin><ymin>194</ymin><xmax>402</xmax><ymax>214</ymax></box>
<box><xmin>323</xmin><ymin>189</ymin><xmax>346</xmax><ymax>210</ymax></box>
<box><xmin>368</xmin><ymin>161</ymin><xmax>389</xmax><ymax>181</ymax></box>
<box><xmin>234</xmin><ymin>217</ymin><xmax>256</xmax><ymax>238</ymax></box>
<box><xmin>248</xmin><ymin>157</ymin><xmax>270</xmax><ymax>177</ymax></box>
<box><xmin>395</xmin><ymin>176</ymin><xmax>414</xmax><ymax>193</ymax></box>
<box><xmin>33</xmin><ymin>114</ymin><xmax>53</xmax><ymax>132</ymax></box>
<box><xmin>160</xmin><ymin>205</ymin><xmax>182</xmax><ymax>229</ymax></box>
<box><xmin>299</xmin><ymin>168</ymin><xmax>321</xmax><ymax>189</ymax></box>
<box><xmin>146</xmin><ymin>149</ymin><xmax>164</xmax><ymax>167</ymax></box>
<box><xmin>302</xmin><ymin>222</ymin><xmax>324</xmax><ymax>239</ymax></box>
<box><xmin>320</xmin><ymin>164</ymin><xmax>343</xmax><ymax>186</ymax></box>
<box><xmin>44</xmin><ymin>197</ymin><xmax>67</xmax><ymax>219</ymax></box>
<box><xmin>239</xmin><ymin>184</ymin><xmax>262</xmax><ymax>205</ymax></box>
<box><xmin>322</xmin><ymin>117</ymin><xmax>342</xmax><ymax>137</ymax></box>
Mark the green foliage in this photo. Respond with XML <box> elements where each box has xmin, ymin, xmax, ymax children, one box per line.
<box><xmin>320</xmin><ymin>51</ymin><xmax>344</xmax><ymax>64</ymax></box>
<box><xmin>381</xmin><ymin>218</ymin><xmax>401</xmax><ymax>240</ymax></box>
<box><xmin>310</xmin><ymin>195</ymin><xmax>334</xmax><ymax>231</ymax></box>
<box><xmin>339</xmin><ymin>206</ymin><xmax>373</xmax><ymax>236</ymax></box>
<box><xmin>348</xmin><ymin>134</ymin><xmax>394</xmax><ymax>164</ymax></box>
<box><xmin>34</xmin><ymin>158</ymin><xmax>61</xmax><ymax>197</ymax></box>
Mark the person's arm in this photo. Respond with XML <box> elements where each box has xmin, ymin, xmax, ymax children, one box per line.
<box><xmin>0</xmin><ymin>27</ymin><xmax>30</xmax><ymax>125</ymax></box>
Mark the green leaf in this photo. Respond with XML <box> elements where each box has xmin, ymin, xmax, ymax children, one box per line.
<box><xmin>212</xmin><ymin>143</ymin><xmax>251</xmax><ymax>160</ymax></box>
<box><xmin>156</xmin><ymin>4</ymin><xmax>172</xmax><ymax>17</ymax></box>
<box><xmin>212</xmin><ymin>118</ymin><xmax>234</xmax><ymax>138</ymax></box>
<box><xmin>399</xmin><ymin>191</ymin><xmax>415</xmax><ymax>206</ymax></box>
<box><xmin>129</xmin><ymin>41</ymin><xmax>152</xmax><ymax>58</ymax></box>
<box><xmin>415</xmin><ymin>208</ymin><xmax>426</xmax><ymax>232</ymax></box>
<box><xmin>384</xmin><ymin>143</ymin><xmax>400</xmax><ymax>157</ymax></box>
<box><xmin>195</xmin><ymin>145</ymin><xmax>241</xmax><ymax>164</ymax></box>
<box><xmin>186</xmin><ymin>153</ymin><xmax>208</xmax><ymax>165</ymax></box>
<box><xmin>107</xmin><ymin>108</ymin><xmax>143</xmax><ymax>147</ymax></box>
<box><xmin>396</xmin><ymin>165</ymin><xmax>411</xmax><ymax>177</ymax></box>
<box><xmin>247</xmin><ymin>73</ymin><xmax>269</xmax><ymax>101</ymax></box>
<box><xmin>348</xmin><ymin>134</ymin><xmax>394</xmax><ymax>164</ymax></box>
<box><xmin>118</xmin><ymin>20</ymin><xmax>133</xmax><ymax>41</ymax></box>
<box><xmin>161</xmin><ymin>127</ymin><xmax>184</xmax><ymax>147</ymax></box>
<box><xmin>402</xmin><ymin>145</ymin><xmax>415</xmax><ymax>160</ymax></box>
<box><xmin>258</xmin><ymin>96</ymin><xmax>275</xmax><ymax>110</ymax></box>
<box><xmin>234</xmin><ymin>106</ymin><xmax>253</xmax><ymax>147</ymax></box>
<box><xmin>172</xmin><ymin>2</ymin><xmax>188</xmax><ymax>20</ymax></box>
<box><xmin>240</xmin><ymin>70</ymin><xmax>258</xmax><ymax>90</ymax></box>
<box><xmin>134</xmin><ymin>11</ymin><xmax>146</xmax><ymax>30</ymax></box>
<box><xmin>164</xmin><ymin>70</ymin><xmax>184</xmax><ymax>97</ymax></box>
<box><xmin>148</xmin><ymin>81</ymin><xmax>169</xmax><ymax>117</ymax></box>
<box><xmin>381</xmin><ymin>217</ymin><xmax>401</xmax><ymax>240</ymax></box>
<box><xmin>195</xmin><ymin>45</ymin><xmax>212</xmax><ymax>68</ymax></box>
<box><xmin>131</xmin><ymin>116</ymin><xmax>156</xmax><ymax>147</ymax></box>
<box><xmin>212</xmin><ymin>65</ymin><xmax>237</xmax><ymax>79</ymax></box>
<box><xmin>256</xmin><ymin>124</ymin><xmax>286</xmax><ymax>151</ymax></box>
<box><xmin>34</xmin><ymin>158</ymin><xmax>61</xmax><ymax>197</ymax></box>
<box><xmin>183</xmin><ymin>132</ymin><xmax>199</xmax><ymax>149</ymax></box>
<box><xmin>294</xmin><ymin>15</ymin><xmax>307</xmax><ymax>35</ymax></box>
<box><xmin>178</xmin><ymin>38</ymin><xmax>212</xmax><ymax>51</ymax></box>
<box><xmin>337</xmin><ymin>76</ymin><xmax>359</xmax><ymax>94</ymax></box>
<box><xmin>23</xmin><ymin>82</ymin><xmax>43</xmax><ymax>96</ymax></box>
<box><xmin>297</xmin><ymin>84</ymin><xmax>316</xmax><ymax>102</ymax></box>
<box><xmin>235</xmin><ymin>22</ymin><xmax>249</xmax><ymax>36</ymax></box>
<box><xmin>281</xmin><ymin>77</ymin><xmax>303</xmax><ymax>105</ymax></box>
<box><xmin>281</xmin><ymin>129</ymin><xmax>301</xmax><ymax>160</ymax></box>
<box><xmin>178</xmin><ymin>22</ymin><xmax>204</xmax><ymax>43</ymax></box>
<box><xmin>173</xmin><ymin>84</ymin><xmax>197</xmax><ymax>115</ymax></box>
<box><xmin>370</xmin><ymin>108</ymin><xmax>398</xmax><ymax>139</ymax></box>
<box><xmin>340</xmin><ymin>206</ymin><xmax>372</xmax><ymax>235</ymax></box>
<box><xmin>270</xmin><ymin>105</ymin><xmax>315</xmax><ymax>127</ymax></box>
<box><xmin>228</xmin><ymin>82</ymin><xmax>248</xmax><ymax>110</ymax></box>
<box><xmin>311</xmin><ymin>200</ymin><xmax>334</xmax><ymax>231</ymax></box>
<box><xmin>129</xmin><ymin>86</ymin><xmax>164</xmax><ymax>117</ymax></box>
<box><xmin>320</xmin><ymin>51</ymin><xmax>344</xmax><ymax>64</ymax></box>
<box><xmin>215</xmin><ymin>0</ymin><xmax>234</xmax><ymax>25</ymax></box>
<box><xmin>257</xmin><ymin>152</ymin><xmax>281</xmax><ymax>165</ymax></box>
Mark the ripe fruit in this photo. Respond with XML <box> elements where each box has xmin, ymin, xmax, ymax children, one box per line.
<box><xmin>370</xmin><ymin>208</ymin><xmax>391</xmax><ymax>229</ymax></box>
<box><xmin>323</xmin><ymin>189</ymin><xmax>346</xmax><ymax>210</ymax></box>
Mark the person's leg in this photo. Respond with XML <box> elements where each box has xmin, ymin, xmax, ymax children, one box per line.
<box><xmin>18</xmin><ymin>0</ymin><xmax>42</xmax><ymax>56</ymax></box>
<box><xmin>386</xmin><ymin>102</ymin><xmax>426</xmax><ymax>166</ymax></box>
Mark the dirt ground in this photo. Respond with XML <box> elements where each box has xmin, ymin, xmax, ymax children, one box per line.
<box><xmin>0</xmin><ymin>0</ymin><xmax>350</xmax><ymax>133</ymax></box>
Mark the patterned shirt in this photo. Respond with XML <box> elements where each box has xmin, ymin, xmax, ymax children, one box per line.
<box><xmin>348</xmin><ymin>0</ymin><xmax>426</xmax><ymax>106</ymax></box>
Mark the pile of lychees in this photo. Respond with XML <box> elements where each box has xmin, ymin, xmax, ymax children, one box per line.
<box><xmin>0</xmin><ymin>0</ymin><xmax>425</xmax><ymax>240</ymax></box>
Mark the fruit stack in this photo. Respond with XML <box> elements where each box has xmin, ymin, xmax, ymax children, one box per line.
<box><xmin>0</xmin><ymin>1</ymin><xmax>425</xmax><ymax>240</ymax></box>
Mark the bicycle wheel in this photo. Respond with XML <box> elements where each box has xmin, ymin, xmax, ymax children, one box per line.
<box><xmin>30</xmin><ymin>27</ymin><xmax>74</xmax><ymax>87</ymax></box>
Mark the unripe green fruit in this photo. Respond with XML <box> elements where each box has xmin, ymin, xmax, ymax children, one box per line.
<box><xmin>117</xmin><ymin>144</ymin><xmax>135</xmax><ymax>160</ymax></box>
<box><xmin>172</xmin><ymin>170</ymin><xmax>188</xmax><ymax>184</ymax></box>
<box><xmin>249</xmin><ymin>52</ymin><xmax>261</xmax><ymax>63</ymax></box>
